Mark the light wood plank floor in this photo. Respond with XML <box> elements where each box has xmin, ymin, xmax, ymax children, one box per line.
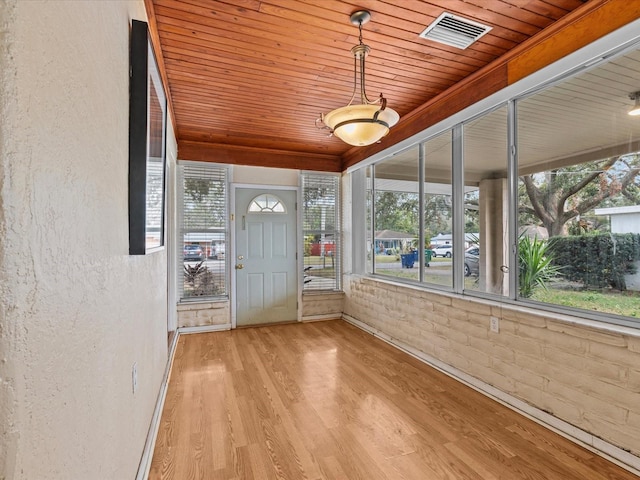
<box><xmin>149</xmin><ymin>320</ymin><xmax>639</xmax><ymax>480</ymax></box>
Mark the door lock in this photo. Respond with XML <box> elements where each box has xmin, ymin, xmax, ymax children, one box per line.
<box><xmin>235</xmin><ymin>263</ymin><xmax>244</xmax><ymax>270</ymax></box>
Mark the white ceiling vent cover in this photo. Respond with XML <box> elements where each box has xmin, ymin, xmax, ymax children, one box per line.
<box><xmin>419</xmin><ymin>12</ymin><xmax>492</xmax><ymax>49</ymax></box>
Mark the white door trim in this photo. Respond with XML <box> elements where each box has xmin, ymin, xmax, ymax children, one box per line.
<box><xmin>230</xmin><ymin>183</ymin><xmax>301</xmax><ymax>329</ymax></box>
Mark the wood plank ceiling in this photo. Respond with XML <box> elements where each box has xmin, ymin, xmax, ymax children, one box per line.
<box><xmin>148</xmin><ymin>0</ymin><xmax>589</xmax><ymax>170</ymax></box>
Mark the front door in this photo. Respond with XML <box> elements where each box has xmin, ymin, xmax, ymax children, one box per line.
<box><xmin>235</xmin><ymin>188</ymin><xmax>298</xmax><ymax>326</ymax></box>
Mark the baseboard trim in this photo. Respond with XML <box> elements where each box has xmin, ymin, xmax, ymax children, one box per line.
<box><xmin>341</xmin><ymin>314</ymin><xmax>640</xmax><ymax>476</ymax></box>
<box><xmin>135</xmin><ymin>330</ymin><xmax>180</xmax><ymax>480</ymax></box>
<box><xmin>301</xmin><ymin>314</ymin><xmax>342</xmax><ymax>322</ymax></box>
<box><xmin>178</xmin><ymin>323</ymin><xmax>232</xmax><ymax>334</ymax></box>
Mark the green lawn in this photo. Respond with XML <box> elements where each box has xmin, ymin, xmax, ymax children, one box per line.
<box><xmin>533</xmin><ymin>288</ymin><xmax>640</xmax><ymax>317</ymax></box>
<box><xmin>374</xmin><ymin>265</ymin><xmax>639</xmax><ymax>317</ymax></box>
<box><xmin>374</xmin><ymin>255</ymin><xmax>399</xmax><ymax>264</ymax></box>
<box><xmin>305</xmin><ymin>255</ymin><xmax>336</xmax><ymax>267</ymax></box>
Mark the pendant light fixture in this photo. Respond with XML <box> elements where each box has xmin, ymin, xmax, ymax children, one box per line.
<box><xmin>317</xmin><ymin>10</ymin><xmax>399</xmax><ymax>147</ymax></box>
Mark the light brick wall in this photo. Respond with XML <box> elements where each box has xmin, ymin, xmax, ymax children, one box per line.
<box><xmin>176</xmin><ymin>293</ymin><xmax>344</xmax><ymax>327</ymax></box>
<box><xmin>177</xmin><ymin>301</ymin><xmax>230</xmax><ymax>328</ymax></box>
<box><xmin>302</xmin><ymin>292</ymin><xmax>344</xmax><ymax>319</ymax></box>
<box><xmin>343</xmin><ymin>274</ymin><xmax>640</xmax><ymax>457</ymax></box>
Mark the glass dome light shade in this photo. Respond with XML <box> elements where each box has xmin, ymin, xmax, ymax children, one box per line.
<box><xmin>323</xmin><ymin>104</ymin><xmax>400</xmax><ymax>146</ymax></box>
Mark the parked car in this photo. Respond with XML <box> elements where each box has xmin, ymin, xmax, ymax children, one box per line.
<box><xmin>183</xmin><ymin>244</ymin><xmax>204</xmax><ymax>261</ymax></box>
<box><xmin>431</xmin><ymin>244</ymin><xmax>453</xmax><ymax>258</ymax></box>
<box><xmin>464</xmin><ymin>246</ymin><xmax>480</xmax><ymax>276</ymax></box>
<box><xmin>211</xmin><ymin>242</ymin><xmax>225</xmax><ymax>260</ymax></box>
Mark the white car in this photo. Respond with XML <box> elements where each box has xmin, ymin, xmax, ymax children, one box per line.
<box><xmin>431</xmin><ymin>244</ymin><xmax>453</xmax><ymax>258</ymax></box>
<box><xmin>212</xmin><ymin>243</ymin><xmax>225</xmax><ymax>260</ymax></box>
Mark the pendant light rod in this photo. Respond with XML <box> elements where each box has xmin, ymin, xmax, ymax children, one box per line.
<box><xmin>351</xmin><ymin>11</ymin><xmax>373</xmax><ymax>106</ymax></box>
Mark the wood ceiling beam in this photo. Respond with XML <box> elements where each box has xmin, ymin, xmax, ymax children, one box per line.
<box><xmin>508</xmin><ymin>0</ymin><xmax>640</xmax><ymax>84</ymax></box>
<box><xmin>342</xmin><ymin>0</ymin><xmax>640</xmax><ymax>171</ymax></box>
<box><xmin>178</xmin><ymin>140</ymin><xmax>342</xmax><ymax>173</ymax></box>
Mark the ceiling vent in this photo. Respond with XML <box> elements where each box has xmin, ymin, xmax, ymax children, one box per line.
<box><xmin>419</xmin><ymin>12</ymin><xmax>492</xmax><ymax>49</ymax></box>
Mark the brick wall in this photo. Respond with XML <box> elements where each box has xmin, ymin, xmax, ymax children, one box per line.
<box><xmin>177</xmin><ymin>301</ymin><xmax>229</xmax><ymax>328</ymax></box>
<box><xmin>176</xmin><ymin>293</ymin><xmax>343</xmax><ymax>327</ymax></box>
<box><xmin>343</xmin><ymin>274</ymin><xmax>640</xmax><ymax>457</ymax></box>
<box><xmin>302</xmin><ymin>292</ymin><xmax>344</xmax><ymax>319</ymax></box>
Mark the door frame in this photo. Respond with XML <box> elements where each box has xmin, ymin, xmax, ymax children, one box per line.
<box><xmin>230</xmin><ymin>183</ymin><xmax>302</xmax><ymax>329</ymax></box>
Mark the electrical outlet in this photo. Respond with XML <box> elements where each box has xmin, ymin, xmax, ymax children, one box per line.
<box><xmin>132</xmin><ymin>362</ymin><xmax>138</xmax><ymax>394</ymax></box>
<box><xmin>490</xmin><ymin>316</ymin><xmax>500</xmax><ymax>333</ymax></box>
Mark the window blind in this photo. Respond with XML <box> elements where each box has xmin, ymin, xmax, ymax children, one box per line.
<box><xmin>177</xmin><ymin>163</ymin><xmax>228</xmax><ymax>300</ymax></box>
<box><xmin>302</xmin><ymin>173</ymin><xmax>341</xmax><ymax>291</ymax></box>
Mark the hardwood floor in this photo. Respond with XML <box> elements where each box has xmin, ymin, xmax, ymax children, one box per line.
<box><xmin>149</xmin><ymin>320</ymin><xmax>639</xmax><ymax>480</ymax></box>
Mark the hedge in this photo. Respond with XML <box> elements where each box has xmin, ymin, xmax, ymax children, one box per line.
<box><xmin>548</xmin><ymin>233</ymin><xmax>640</xmax><ymax>290</ymax></box>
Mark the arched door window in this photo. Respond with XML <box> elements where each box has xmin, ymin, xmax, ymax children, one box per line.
<box><xmin>247</xmin><ymin>193</ymin><xmax>287</xmax><ymax>213</ymax></box>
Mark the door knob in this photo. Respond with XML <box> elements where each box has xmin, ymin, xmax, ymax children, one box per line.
<box><xmin>235</xmin><ymin>264</ymin><xmax>244</xmax><ymax>269</ymax></box>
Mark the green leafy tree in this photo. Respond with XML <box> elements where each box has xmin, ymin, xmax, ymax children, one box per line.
<box><xmin>303</xmin><ymin>182</ymin><xmax>337</xmax><ymax>231</ymax></box>
<box><xmin>183</xmin><ymin>177</ymin><xmax>226</xmax><ymax>229</ymax></box>
<box><xmin>374</xmin><ymin>191</ymin><xmax>419</xmax><ymax>234</ymax></box>
<box><xmin>425</xmin><ymin>194</ymin><xmax>453</xmax><ymax>241</ymax></box>
<box><xmin>520</xmin><ymin>154</ymin><xmax>640</xmax><ymax>237</ymax></box>
<box><xmin>374</xmin><ymin>191</ymin><xmax>452</xmax><ymax>240</ymax></box>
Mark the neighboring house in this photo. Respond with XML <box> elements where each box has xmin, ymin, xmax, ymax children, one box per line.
<box><xmin>374</xmin><ymin>230</ymin><xmax>417</xmax><ymax>253</ymax></box>
<box><xmin>595</xmin><ymin>205</ymin><xmax>640</xmax><ymax>289</ymax></box>
<box><xmin>594</xmin><ymin>205</ymin><xmax>640</xmax><ymax>234</ymax></box>
<box><xmin>430</xmin><ymin>232</ymin><xmax>479</xmax><ymax>248</ymax></box>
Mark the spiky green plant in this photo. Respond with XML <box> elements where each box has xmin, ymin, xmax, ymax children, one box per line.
<box><xmin>518</xmin><ymin>235</ymin><xmax>562</xmax><ymax>298</ymax></box>
<box><xmin>184</xmin><ymin>261</ymin><xmax>208</xmax><ymax>287</ymax></box>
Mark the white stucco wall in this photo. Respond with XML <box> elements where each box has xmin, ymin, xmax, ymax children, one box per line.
<box><xmin>0</xmin><ymin>1</ymin><xmax>170</xmax><ymax>479</ymax></box>
<box><xmin>232</xmin><ymin>165</ymin><xmax>299</xmax><ymax>186</ymax></box>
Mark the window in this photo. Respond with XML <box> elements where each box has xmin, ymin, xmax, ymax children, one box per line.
<box><xmin>302</xmin><ymin>173</ymin><xmax>341</xmax><ymax>291</ymax></box>
<box><xmin>177</xmin><ymin>162</ymin><xmax>229</xmax><ymax>300</ymax></box>
<box><xmin>463</xmin><ymin>105</ymin><xmax>509</xmax><ymax>296</ymax></box>
<box><xmin>423</xmin><ymin>131</ymin><xmax>453</xmax><ymax>288</ymax></box>
<box><xmin>366</xmin><ymin>136</ymin><xmax>454</xmax><ymax>288</ymax></box>
<box><xmin>248</xmin><ymin>194</ymin><xmax>286</xmax><ymax>213</ymax></box>
<box><xmin>357</xmin><ymin>37</ymin><xmax>640</xmax><ymax>326</ymax></box>
<box><xmin>373</xmin><ymin>146</ymin><xmax>420</xmax><ymax>279</ymax></box>
<box><xmin>516</xmin><ymin>47</ymin><xmax>640</xmax><ymax>320</ymax></box>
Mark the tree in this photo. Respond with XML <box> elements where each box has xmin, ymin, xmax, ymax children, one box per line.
<box><xmin>425</xmin><ymin>194</ymin><xmax>453</xmax><ymax>242</ymax></box>
<box><xmin>374</xmin><ymin>191</ymin><xmax>419</xmax><ymax>234</ymax></box>
<box><xmin>520</xmin><ymin>154</ymin><xmax>640</xmax><ymax>237</ymax></box>
<box><xmin>373</xmin><ymin>191</ymin><xmax>452</xmax><ymax>239</ymax></box>
<box><xmin>183</xmin><ymin>177</ymin><xmax>226</xmax><ymax>229</ymax></box>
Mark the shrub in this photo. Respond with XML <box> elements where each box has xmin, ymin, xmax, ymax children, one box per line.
<box><xmin>184</xmin><ymin>261</ymin><xmax>218</xmax><ymax>296</ymax></box>
<box><xmin>548</xmin><ymin>233</ymin><xmax>640</xmax><ymax>290</ymax></box>
<box><xmin>519</xmin><ymin>235</ymin><xmax>562</xmax><ymax>298</ymax></box>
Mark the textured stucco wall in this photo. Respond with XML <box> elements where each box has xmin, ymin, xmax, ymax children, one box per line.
<box><xmin>0</xmin><ymin>1</ymin><xmax>170</xmax><ymax>479</ymax></box>
<box><xmin>232</xmin><ymin>165</ymin><xmax>299</xmax><ymax>186</ymax></box>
